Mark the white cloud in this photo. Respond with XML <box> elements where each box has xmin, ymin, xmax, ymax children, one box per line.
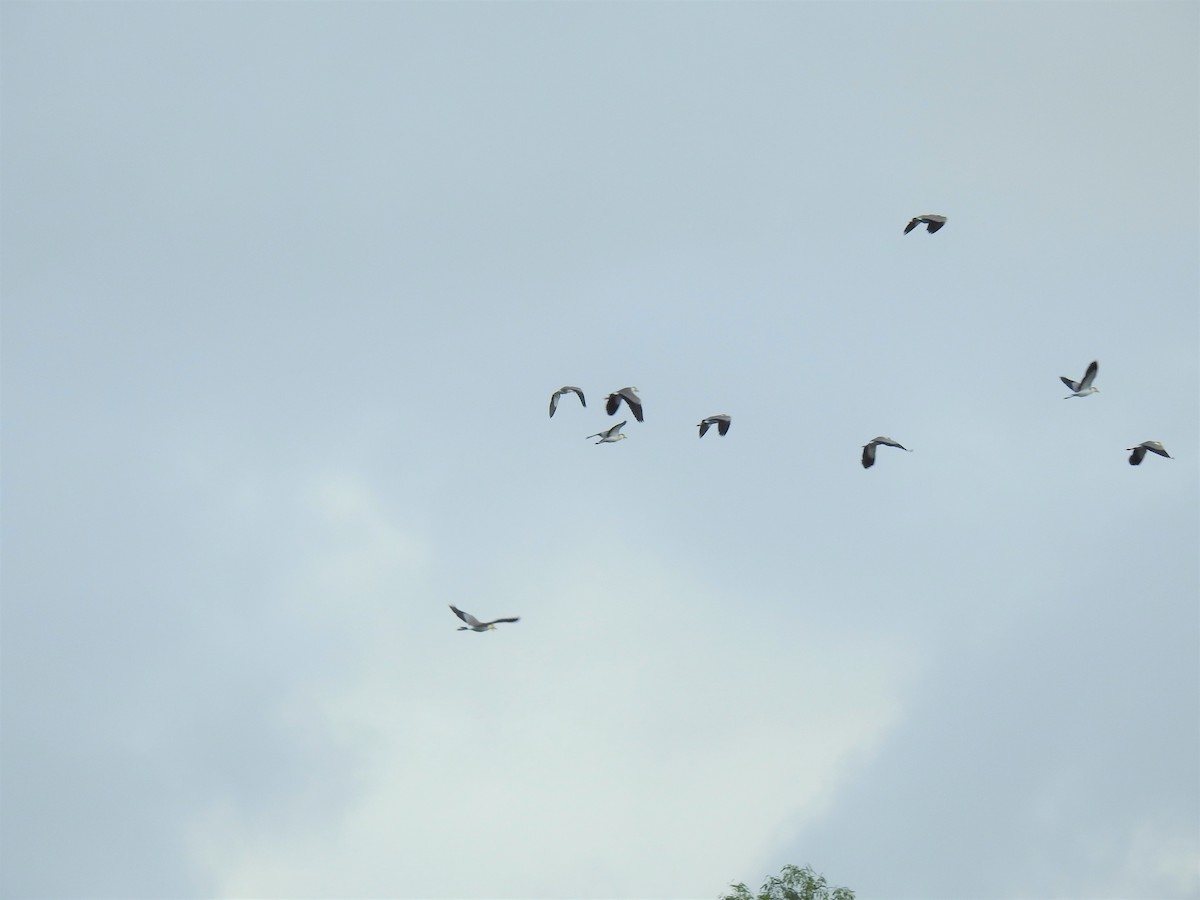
<box><xmin>190</xmin><ymin>535</ymin><xmax>917</xmax><ymax>898</ymax></box>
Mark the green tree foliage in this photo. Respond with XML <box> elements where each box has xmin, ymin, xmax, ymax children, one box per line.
<box><xmin>720</xmin><ymin>863</ymin><xmax>855</xmax><ymax>900</ymax></box>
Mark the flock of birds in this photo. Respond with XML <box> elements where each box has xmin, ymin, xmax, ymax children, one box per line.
<box><xmin>551</xmin><ymin>386</ymin><xmax>912</xmax><ymax>468</ymax></box>
<box><xmin>550</xmin><ymin>385</ymin><xmax>735</xmax><ymax>446</ymax></box>
<box><xmin>450</xmin><ymin>214</ymin><xmax>1176</xmax><ymax>632</ymax></box>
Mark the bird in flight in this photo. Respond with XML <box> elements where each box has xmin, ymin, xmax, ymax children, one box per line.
<box><xmin>862</xmin><ymin>436</ymin><xmax>911</xmax><ymax>469</ymax></box>
<box><xmin>697</xmin><ymin>414</ymin><xmax>731</xmax><ymax>438</ymax></box>
<box><xmin>1126</xmin><ymin>441</ymin><xmax>1173</xmax><ymax>466</ymax></box>
<box><xmin>904</xmin><ymin>214</ymin><xmax>947</xmax><ymax>234</ymax></box>
<box><xmin>450</xmin><ymin>605</ymin><xmax>520</xmax><ymax>632</ymax></box>
<box><xmin>549</xmin><ymin>385</ymin><xmax>586</xmax><ymax>417</ymax></box>
<box><xmin>1061</xmin><ymin>360</ymin><xmax>1099</xmax><ymax>398</ymax></box>
<box><xmin>587</xmin><ymin>421</ymin><xmax>628</xmax><ymax>444</ymax></box>
<box><xmin>605</xmin><ymin>387</ymin><xmax>643</xmax><ymax>422</ymax></box>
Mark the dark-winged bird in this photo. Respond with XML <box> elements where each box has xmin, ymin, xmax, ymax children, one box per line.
<box><xmin>549</xmin><ymin>386</ymin><xmax>586</xmax><ymax>417</ymax></box>
<box><xmin>904</xmin><ymin>214</ymin><xmax>947</xmax><ymax>234</ymax></box>
<box><xmin>698</xmin><ymin>414</ymin><xmax>731</xmax><ymax>438</ymax></box>
<box><xmin>1127</xmin><ymin>441</ymin><xmax>1173</xmax><ymax>466</ymax></box>
<box><xmin>862</xmin><ymin>436</ymin><xmax>911</xmax><ymax>469</ymax></box>
<box><xmin>605</xmin><ymin>387</ymin><xmax>643</xmax><ymax>422</ymax></box>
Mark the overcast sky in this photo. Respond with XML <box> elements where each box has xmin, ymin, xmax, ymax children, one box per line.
<box><xmin>2</xmin><ymin>3</ymin><xmax>1197</xmax><ymax>899</ymax></box>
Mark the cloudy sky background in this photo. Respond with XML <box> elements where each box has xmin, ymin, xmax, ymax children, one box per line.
<box><xmin>2</xmin><ymin>3</ymin><xmax>1197</xmax><ymax>899</ymax></box>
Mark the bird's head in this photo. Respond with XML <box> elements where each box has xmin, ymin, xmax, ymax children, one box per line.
<box><xmin>487</xmin><ymin>623</ymin><xmax>498</xmax><ymax>631</ymax></box>
<box><xmin>457</xmin><ymin>626</ymin><xmax>469</xmax><ymax>631</ymax></box>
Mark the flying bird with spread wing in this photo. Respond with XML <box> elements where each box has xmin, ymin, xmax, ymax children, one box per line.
<box><xmin>862</xmin><ymin>436</ymin><xmax>911</xmax><ymax>469</ymax></box>
<box><xmin>1126</xmin><ymin>441</ymin><xmax>1173</xmax><ymax>466</ymax></box>
<box><xmin>698</xmin><ymin>414</ymin><xmax>731</xmax><ymax>438</ymax></box>
<box><xmin>548</xmin><ymin>385</ymin><xmax>586</xmax><ymax>417</ymax></box>
<box><xmin>449</xmin><ymin>605</ymin><xmax>520</xmax><ymax>632</ymax></box>
<box><xmin>904</xmin><ymin>214</ymin><xmax>947</xmax><ymax>234</ymax></box>
<box><xmin>587</xmin><ymin>421</ymin><xmax>628</xmax><ymax>444</ymax></box>
<box><xmin>605</xmin><ymin>387</ymin><xmax>643</xmax><ymax>422</ymax></box>
<box><xmin>1061</xmin><ymin>360</ymin><xmax>1100</xmax><ymax>398</ymax></box>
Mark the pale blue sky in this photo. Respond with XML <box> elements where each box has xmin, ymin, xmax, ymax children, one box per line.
<box><xmin>2</xmin><ymin>3</ymin><xmax>1197</xmax><ymax>899</ymax></box>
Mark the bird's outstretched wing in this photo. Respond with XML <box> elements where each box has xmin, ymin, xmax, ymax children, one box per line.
<box><xmin>1079</xmin><ymin>361</ymin><xmax>1098</xmax><ymax>391</ymax></box>
<box><xmin>622</xmin><ymin>391</ymin><xmax>644</xmax><ymax>422</ymax></box>
<box><xmin>1129</xmin><ymin>441</ymin><xmax>1171</xmax><ymax>463</ymax></box>
<box><xmin>608</xmin><ymin>388</ymin><xmax>643</xmax><ymax>422</ymax></box>
<box><xmin>449</xmin><ymin>605</ymin><xmax>481</xmax><ymax>628</ymax></box>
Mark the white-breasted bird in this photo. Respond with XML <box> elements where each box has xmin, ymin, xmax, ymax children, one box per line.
<box><xmin>605</xmin><ymin>387</ymin><xmax>643</xmax><ymax>422</ymax></box>
<box><xmin>450</xmin><ymin>605</ymin><xmax>520</xmax><ymax>632</ymax></box>
<box><xmin>862</xmin><ymin>436</ymin><xmax>911</xmax><ymax>469</ymax></box>
<box><xmin>698</xmin><ymin>414</ymin><xmax>731</xmax><ymax>438</ymax></box>
<box><xmin>587</xmin><ymin>421</ymin><xmax>628</xmax><ymax>444</ymax></box>
<box><xmin>1061</xmin><ymin>360</ymin><xmax>1099</xmax><ymax>398</ymax></box>
<box><xmin>1126</xmin><ymin>441</ymin><xmax>1173</xmax><ymax>466</ymax></box>
<box><xmin>549</xmin><ymin>385</ymin><xmax>586</xmax><ymax>417</ymax></box>
<box><xmin>904</xmin><ymin>214</ymin><xmax>947</xmax><ymax>234</ymax></box>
